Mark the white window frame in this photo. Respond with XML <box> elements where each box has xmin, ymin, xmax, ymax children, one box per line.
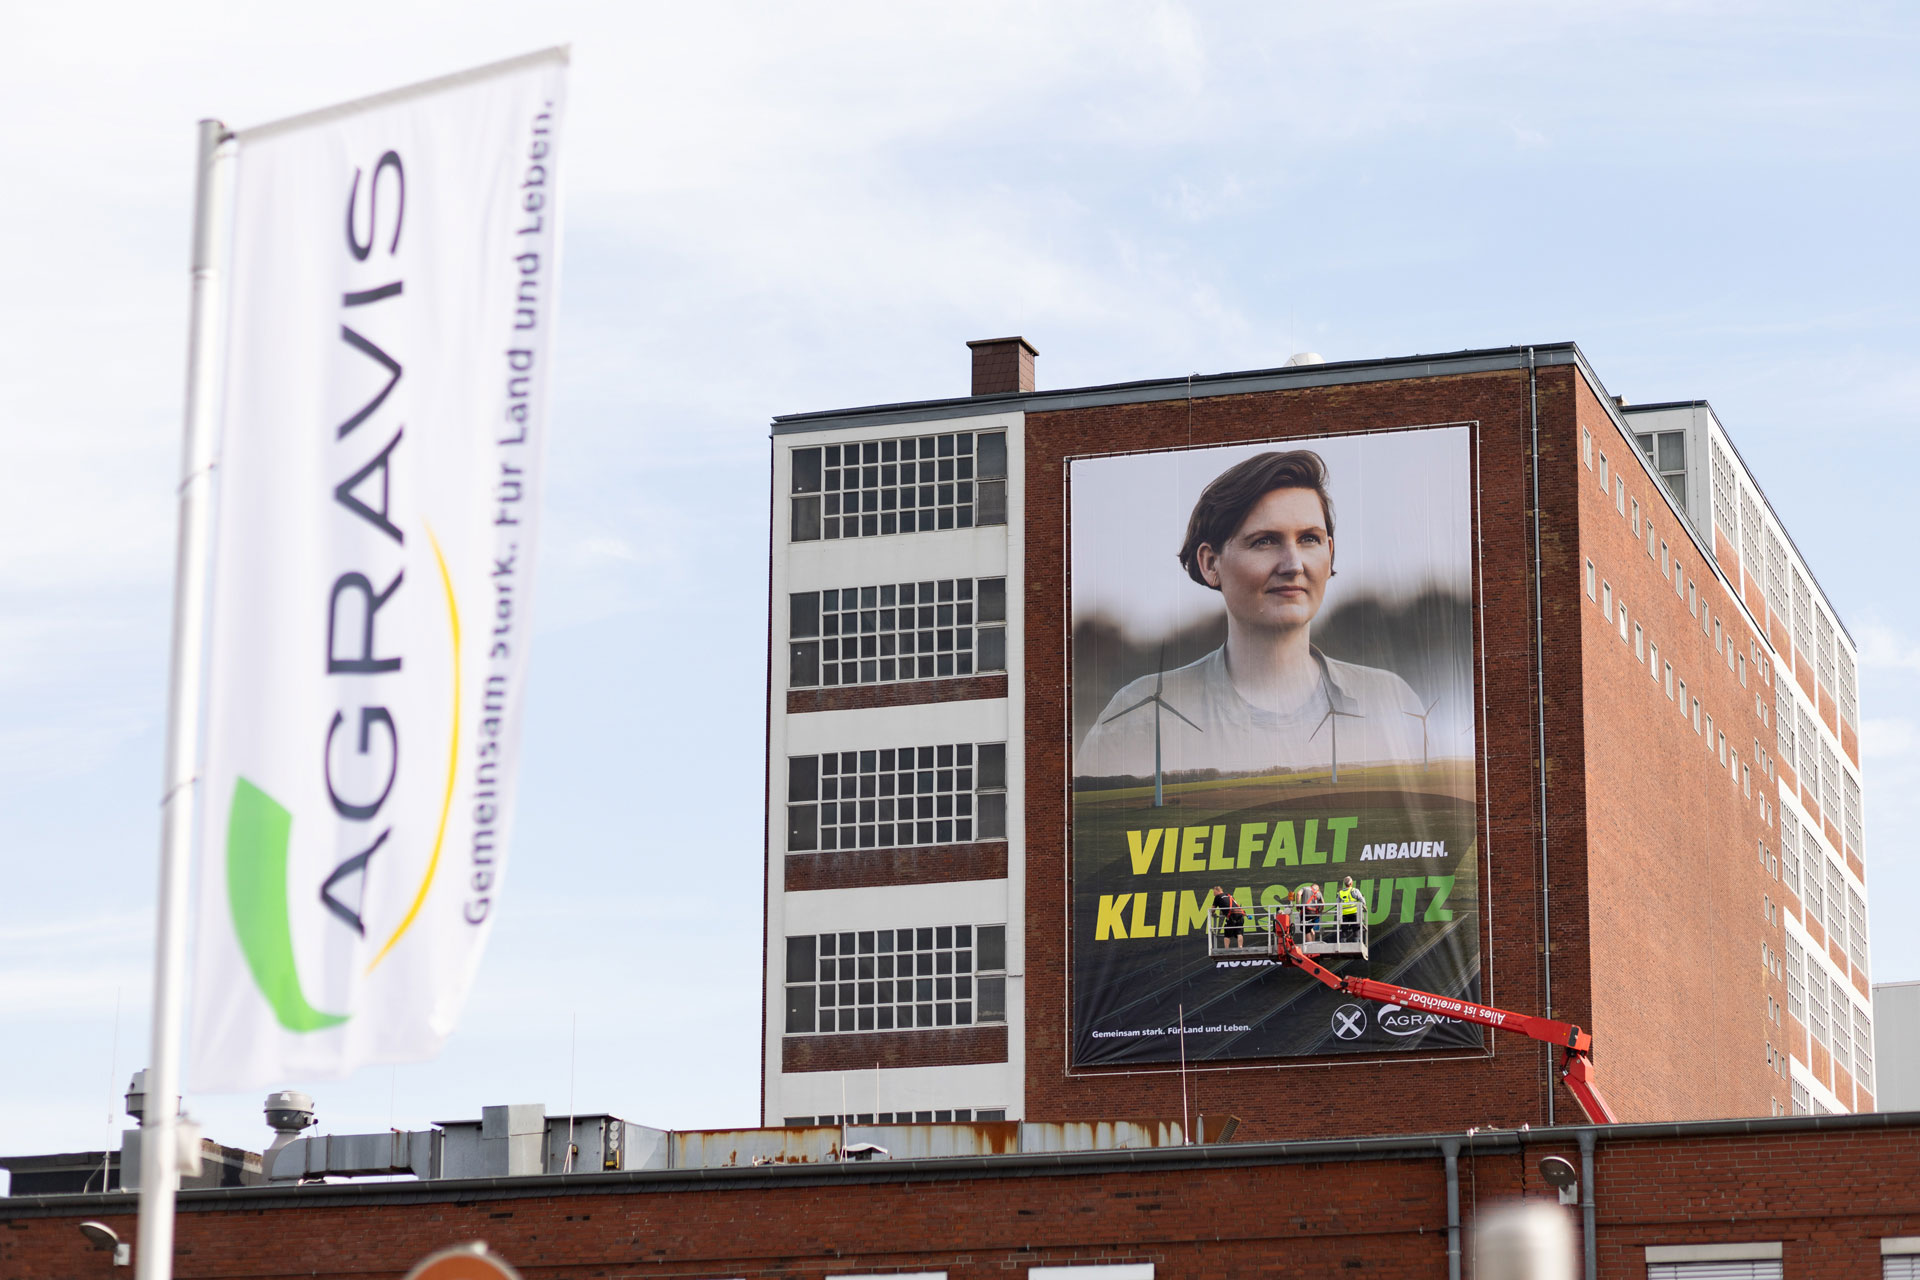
<box><xmin>1645</xmin><ymin>1240</ymin><xmax>1781</xmax><ymax>1271</ymax></box>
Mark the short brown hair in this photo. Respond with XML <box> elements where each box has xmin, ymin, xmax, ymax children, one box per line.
<box><xmin>1176</xmin><ymin>449</ymin><xmax>1335</xmax><ymax>587</ymax></box>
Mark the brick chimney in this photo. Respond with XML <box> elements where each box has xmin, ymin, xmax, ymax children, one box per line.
<box><xmin>967</xmin><ymin>337</ymin><xmax>1037</xmax><ymax>396</ymax></box>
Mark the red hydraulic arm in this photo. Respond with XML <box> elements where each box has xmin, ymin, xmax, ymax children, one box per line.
<box><xmin>1275</xmin><ymin>912</ymin><xmax>1618</xmax><ymax>1124</ymax></box>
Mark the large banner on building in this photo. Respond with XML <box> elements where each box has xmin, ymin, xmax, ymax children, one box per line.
<box><xmin>1070</xmin><ymin>426</ymin><xmax>1481</xmax><ymax>1066</ymax></box>
<box><xmin>189</xmin><ymin>50</ymin><xmax>567</xmax><ymax>1091</ymax></box>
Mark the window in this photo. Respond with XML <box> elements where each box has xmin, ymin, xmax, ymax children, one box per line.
<box><xmin>1631</xmin><ymin>497</ymin><xmax>1640</xmax><ymax>536</ymax></box>
<box><xmin>1807</xmin><ymin>964</ymin><xmax>1828</xmax><ymax>1047</ymax></box>
<box><xmin>1678</xmin><ymin>677</ymin><xmax>1688</xmax><ymax>710</ymax></box>
<box><xmin>1710</xmin><ymin>435</ymin><xmax>1739</xmax><ymax>542</ymax></box>
<box><xmin>1840</xmin><ymin>645</ymin><xmax>1858</xmax><ymax>730</ymax></box>
<box><xmin>1786</xmin><ymin>935</ymin><xmax>1804</xmax><ymax>1023</ymax></box>
<box><xmin>789</xmin><ymin>577</ymin><xmax>1006</xmax><ymax>687</ymax></box>
<box><xmin>1029</xmin><ymin>1267</ymin><xmax>1155</xmax><ymax>1280</ymax></box>
<box><xmin>1649</xmin><ymin>642</ymin><xmax>1659</xmax><ymax>679</ymax></box>
<box><xmin>1844</xmin><ymin>770</ymin><xmax>1863</xmax><ymax>859</ymax></box>
<box><xmin>1714</xmin><ymin>617</ymin><xmax>1723</xmax><ymax>652</ymax></box>
<box><xmin>1856</xmin><ymin>1008</ymin><xmax>1873</xmax><ymax>1094</ymax></box>
<box><xmin>784</xmin><ymin>923</ymin><xmax>1007</xmax><ymax>1034</ymax></box>
<box><xmin>1582</xmin><ymin>427</ymin><xmax>1594</xmax><ymax>467</ymax></box>
<box><xmin>1791</xmin><ymin>1080</ymin><xmax>1810</xmax><ymax>1115</ymax></box>
<box><xmin>1675</xmin><ymin>563</ymin><xmax>1686</xmax><ymax>599</ymax></box>
<box><xmin>1615</xmin><ymin>474</ymin><xmax>1626</xmax><ymax>514</ymax></box>
<box><xmin>1832</xmin><ymin>977</ymin><xmax>1852</xmax><ymax>1074</ymax></box>
<box><xmin>1619</xmin><ymin>601</ymin><xmax>1629</xmax><ymax>642</ymax></box>
<box><xmin>1648</xmin><ymin>521</ymin><xmax>1657</xmax><ymax>560</ymax></box>
<box><xmin>1821</xmin><ymin>741</ymin><xmax>1841</xmax><ymax>829</ymax></box>
<box><xmin>1599</xmin><ymin>451</ymin><xmax>1609</xmax><ymax>492</ymax></box>
<box><xmin>787</xmin><ymin>742</ymin><xmax>1007</xmax><ymax>852</ymax></box>
<box><xmin>1586</xmin><ymin>559</ymin><xmax>1596</xmax><ymax>600</ymax></box>
<box><xmin>1635</xmin><ymin>622</ymin><xmax>1645</xmax><ymax>660</ymax></box>
<box><xmin>1716</xmin><ymin>728</ymin><xmax>1725</xmax><ymax>764</ymax></box>
<box><xmin>1688</xmin><ymin>579</ymin><xmax>1698</xmax><ymax>616</ymax></box>
<box><xmin>1601</xmin><ymin>580</ymin><xmax>1612</xmax><ymax>616</ymax></box>
<box><xmin>789</xmin><ymin>430</ymin><xmax>1007</xmax><ymax>542</ymax></box>
<box><xmin>1764</xmin><ymin>526</ymin><xmax>1788</xmax><ymax>624</ymax></box>
<box><xmin>1781</xmin><ymin>819</ymin><xmax>1800</xmax><ymax>900</ymax></box>
<box><xmin>1743</xmin><ymin>763</ymin><xmax>1751</xmax><ymax>797</ymax></box>
<box><xmin>1739</xmin><ymin>652</ymin><xmax>1747</xmax><ymax>686</ymax></box>
<box><xmin>1803</xmin><ymin>843</ymin><xmax>1823</xmax><ymax>929</ymax></box>
<box><xmin>1645</xmin><ymin>1242</ymin><xmax>1781</xmax><ymax>1278</ymax></box>
<box><xmin>1792</xmin><ymin>565</ymin><xmax>1813</xmax><ymax>658</ymax></box>
<box><xmin>1665</xmin><ymin>663</ymin><xmax>1675</xmax><ymax>699</ymax></box>
<box><xmin>1848</xmin><ymin>886</ymin><xmax>1868</xmax><ymax>976</ymax></box>
<box><xmin>1826</xmin><ymin>861</ymin><xmax>1845</xmax><ymax>952</ymax></box>
<box><xmin>1799</xmin><ymin>705</ymin><xmax>1819</xmax><ymax>793</ymax></box>
<box><xmin>1635</xmin><ymin>428</ymin><xmax>1688</xmax><ymax>511</ymax></box>
<box><xmin>1692</xmin><ymin>699</ymin><xmax>1701</xmax><ymax>733</ymax></box>
<box><xmin>1661</xmin><ymin>540</ymin><xmax>1670</xmax><ymax>576</ymax></box>
<box><xmin>1816</xmin><ymin>607</ymin><xmax>1836</xmax><ymax>694</ymax></box>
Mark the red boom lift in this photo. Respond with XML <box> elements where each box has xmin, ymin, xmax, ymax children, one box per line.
<box><xmin>1211</xmin><ymin>903</ymin><xmax>1617</xmax><ymax>1124</ymax></box>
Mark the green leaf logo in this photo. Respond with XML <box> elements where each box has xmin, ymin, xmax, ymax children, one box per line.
<box><xmin>227</xmin><ymin>778</ymin><xmax>350</xmax><ymax>1032</ymax></box>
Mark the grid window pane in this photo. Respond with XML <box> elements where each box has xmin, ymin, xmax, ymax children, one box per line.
<box><xmin>1848</xmin><ymin>887</ymin><xmax>1869</xmax><ymax>976</ymax></box>
<box><xmin>796</xmin><ymin>432</ymin><xmax>997</xmax><ymax>540</ymax></box>
<box><xmin>1786</xmin><ymin>935</ymin><xmax>1805</xmax><ymax>1023</ymax></box>
<box><xmin>791</xmin><ymin>578</ymin><xmax>1003</xmax><ymax>687</ymax></box>
<box><xmin>788</xmin><ymin>743</ymin><xmax>1005</xmax><ymax>851</ymax></box>
<box><xmin>977</xmin><ymin>431</ymin><xmax>1007</xmax><ymax>480</ymax></box>
<box><xmin>785</xmin><ymin>925</ymin><xmax>1007</xmax><ymax>1036</ymax></box>
<box><xmin>1832</xmin><ymin>978</ymin><xmax>1852</xmax><ymax>1073</ymax></box>
<box><xmin>1827</xmin><ymin>861</ymin><xmax>1845</xmax><ymax>943</ymax></box>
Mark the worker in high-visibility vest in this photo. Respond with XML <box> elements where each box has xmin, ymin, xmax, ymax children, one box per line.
<box><xmin>1337</xmin><ymin>875</ymin><xmax>1367</xmax><ymax>944</ymax></box>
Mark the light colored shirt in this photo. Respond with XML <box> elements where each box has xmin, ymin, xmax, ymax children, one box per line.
<box><xmin>1076</xmin><ymin>645</ymin><xmax>1426</xmax><ymax>780</ymax></box>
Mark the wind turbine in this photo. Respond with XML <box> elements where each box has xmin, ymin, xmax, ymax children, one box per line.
<box><xmin>1309</xmin><ymin>701</ymin><xmax>1364</xmax><ymax>784</ymax></box>
<box><xmin>1099</xmin><ymin>656</ymin><xmax>1202</xmax><ymax>807</ymax></box>
<box><xmin>1403</xmin><ymin>697</ymin><xmax>1440</xmax><ymax>771</ymax></box>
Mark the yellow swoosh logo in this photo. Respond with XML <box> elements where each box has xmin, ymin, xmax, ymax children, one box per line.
<box><xmin>365</xmin><ymin>522</ymin><xmax>460</xmax><ymax>973</ymax></box>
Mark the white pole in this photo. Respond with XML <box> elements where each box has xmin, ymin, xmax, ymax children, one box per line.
<box><xmin>136</xmin><ymin>116</ymin><xmax>231</xmax><ymax>1280</ymax></box>
<box><xmin>1177</xmin><ymin>1004</ymin><xmax>1189</xmax><ymax>1144</ymax></box>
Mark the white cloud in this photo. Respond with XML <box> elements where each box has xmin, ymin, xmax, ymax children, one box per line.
<box><xmin>1860</xmin><ymin>717</ymin><xmax>1917</xmax><ymax>760</ymax></box>
<box><xmin>1859</xmin><ymin>624</ymin><xmax>1920</xmax><ymax>673</ymax></box>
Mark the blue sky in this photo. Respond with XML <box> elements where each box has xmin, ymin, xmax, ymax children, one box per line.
<box><xmin>3</xmin><ymin>1</ymin><xmax>1918</xmax><ymax>1162</ymax></box>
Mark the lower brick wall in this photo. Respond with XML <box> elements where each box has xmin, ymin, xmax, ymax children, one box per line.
<box><xmin>5</xmin><ymin>1117</ymin><xmax>1917</xmax><ymax>1280</ymax></box>
<box><xmin>785</xmin><ymin>841</ymin><xmax>1007</xmax><ymax>891</ymax></box>
<box><xmin>786</xmin><ymin>675</ymin><xmax>1006</xmax><ymax>715</ymax></box>
<box><xmin>783</xmin><ymin>1023</ymin><xmax>1007</xmax><ymax>1072</ymax></box>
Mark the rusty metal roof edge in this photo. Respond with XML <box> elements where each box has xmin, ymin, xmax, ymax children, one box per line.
<box><xmin>8</xmin><ymin>1111</ymin><xmax>1919</xmax><ymax>1217</ymax></box>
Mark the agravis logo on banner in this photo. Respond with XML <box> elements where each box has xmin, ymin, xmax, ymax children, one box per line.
<box><xmin>189</xmin><ymin>50</ymin><xmax>567</xmax><ymax>1091</ymax></box>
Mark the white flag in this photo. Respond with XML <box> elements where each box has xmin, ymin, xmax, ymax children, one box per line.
<box><xmin>189</xmin><ymin>50</ymin><xmax>567</xmax><ymax>1091</ymax></box>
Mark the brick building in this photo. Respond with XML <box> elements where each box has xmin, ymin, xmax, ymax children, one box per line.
<box><xmin>760</xmin><ymin>341</ymin><xmax>1873</xmax><ymax>1135</ymax></box>
<box><xmin>6</xmin><ymin>1112</ymin><xmax>1920</xmax><ymax>1280</ymax></box>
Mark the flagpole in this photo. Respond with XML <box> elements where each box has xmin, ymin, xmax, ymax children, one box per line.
<box><xmin>136</xmin><ymin>116</ymin><xmax>232</xmax><ymax>1280</ymax></box>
